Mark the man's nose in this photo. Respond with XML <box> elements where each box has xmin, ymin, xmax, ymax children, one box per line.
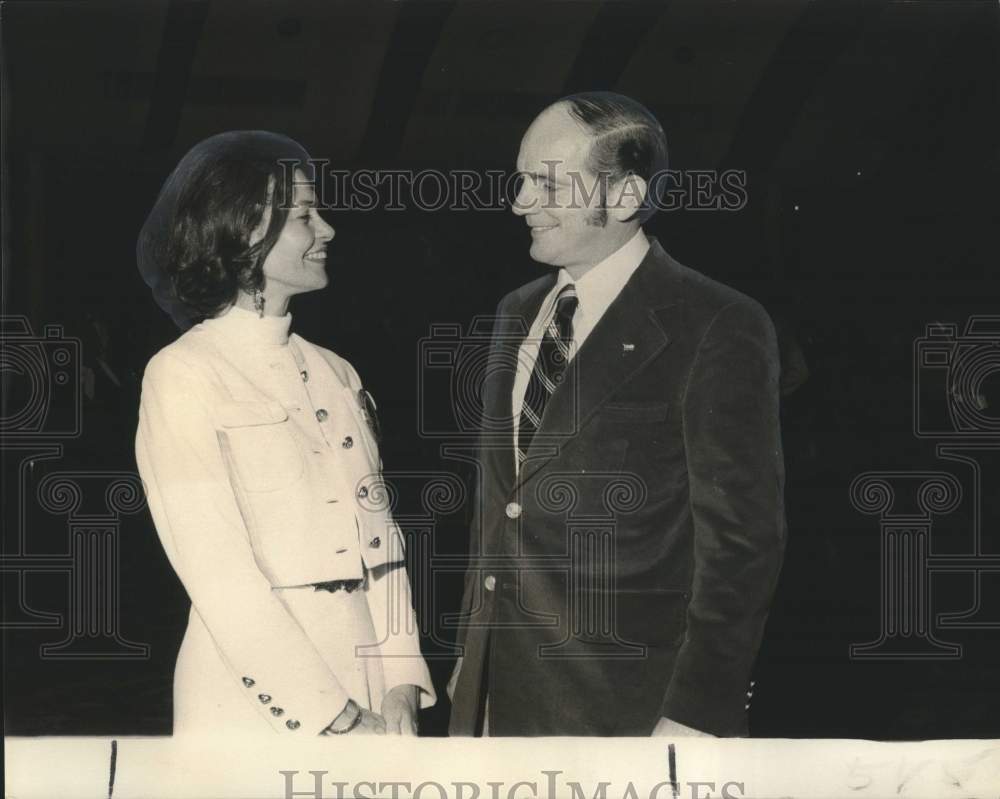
<box><xmin>511</xmin><ymin>178</ymin><xmax>537</xmax><ymax>216</ymax></box>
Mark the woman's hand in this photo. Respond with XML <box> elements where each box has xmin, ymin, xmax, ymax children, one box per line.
<box><xmin>353</xmin><ymin>708</ymin><xmax>388</xmax><ymax>735</ymax></box>
<box><xmin>321</xmin><ymin>700</ymin><xmax>387</xmax><ymax>736</ymax></box>
<box><xmin>380</xmin><ymin>684</ymin><xmax>419</xmax><ymax>736</ymax></box>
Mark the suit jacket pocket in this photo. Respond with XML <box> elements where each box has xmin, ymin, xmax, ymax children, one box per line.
<box><xmin>600</xmin><ymin>401</ymin><xmax>670</xmax><ymax>423</ymax></box>
<box><xmin>217</xmin><ymin>401</ymin><xmax>304</xmax><ymax>493</ymax></box>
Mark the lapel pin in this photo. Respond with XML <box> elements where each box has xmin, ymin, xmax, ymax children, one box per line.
<box><xmin>622</xmin><ymin>343</ymin><xmax>635</xmax><ymax>353</ymax></box>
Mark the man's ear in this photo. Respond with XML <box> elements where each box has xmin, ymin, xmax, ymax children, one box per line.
<box><xmin>609</xmin><ymin>174</ymin><xmax>648</xmax><ymax>222</ymax></box>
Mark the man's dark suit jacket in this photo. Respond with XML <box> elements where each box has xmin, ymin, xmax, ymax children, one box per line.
<box><xmin>448</xmin><ymin>240</ymin><xmax>786</xmax><ymax>737</ymax></box>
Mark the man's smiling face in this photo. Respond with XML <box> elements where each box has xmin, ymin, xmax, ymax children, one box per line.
<box><xmin>512</xmin><ymin>104</ymin><xmax>622</xmax><ymax>275</ymax></box>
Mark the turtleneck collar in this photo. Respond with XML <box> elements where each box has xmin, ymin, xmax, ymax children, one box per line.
<box><xmin>201</xmin><ymin>303</ymin><xmax>292</xmax><ymax>346</ymax></box>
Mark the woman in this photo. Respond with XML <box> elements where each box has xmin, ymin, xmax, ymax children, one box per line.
<box><xmin>135</xmin><ymin>131</ymin><xmax>435</xmax><ymax>736</ymax></box>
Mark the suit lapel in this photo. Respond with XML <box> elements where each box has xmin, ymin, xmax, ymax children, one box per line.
<box><xmin>517</xmin><ymin>244</ymin><xmax>675</xmax><ymax>487</ymax></box>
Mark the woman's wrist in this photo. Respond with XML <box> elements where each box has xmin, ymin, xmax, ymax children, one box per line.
<box><xmin>322</xmin><ymin>699</ymin><xmax>362</xmax><ymax>735</ymax></box>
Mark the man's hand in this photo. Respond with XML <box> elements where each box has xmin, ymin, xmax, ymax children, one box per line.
<box><xmin>381</xmin><ymin>684</ymin><xmax>419</xmax><ymax>736</ymax></box>
<box><xmin>652</xmin><ymin>717</ymin><xmax>716</xmax><ymax>738</ymax></box>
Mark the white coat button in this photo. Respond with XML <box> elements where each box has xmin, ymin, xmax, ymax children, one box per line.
<box><xmin>505</xmin><ymin>502</ymin><xmax>522</xmax><ymax>519</ymax></box>
<box><xmin>316</xmin><ymin>409</ymin><xmax>328</xmax><ymax>422</ymax></box>
<box><xmin>300</xmin><ymin>370</ymin><xmax>309</xmax><ymax>382</ymax></box>
<box><xmin>484</xmin><ymin>575</ymin><xmax>497</xmax><ymax>591</ymax></box>
<box><xmin>286</xmin><ymin>719</ymin><xmax>300</xmax><ymax>730</ymax></box>
<box><xmin>370</xmin><ymin>536</ymin><xmax>381</xmax><ymax>549</ymax></box>
<box><xmin>342</xmin><ymin>436</ymin><xmax>354</xmax><ymax>449</ymax></box>
<box><xmin>357</xmin><ymin>485</ymin><xmax>368</xmax><ymax>499</ymax></box>
<box><xmin>258</xmin><ymin>694</ymin><xmax>271</xmax><ymax>704</ymax></box>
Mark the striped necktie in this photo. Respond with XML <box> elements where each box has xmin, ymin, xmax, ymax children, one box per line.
<box><xmin>517</xmin><ymin>284</ymin><xmax>578</xmax><ymax>467</ymax></box>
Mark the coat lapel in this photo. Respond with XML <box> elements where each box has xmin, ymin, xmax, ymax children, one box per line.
<box><xmin>483</xmin><ymin>274</ymin><xmax>556</xmax><ymax>494</ymax></box>
<box><xmin>517</xmin><ymin>243</ymin><xmax>675</xmax><ymax>487</ymax></box>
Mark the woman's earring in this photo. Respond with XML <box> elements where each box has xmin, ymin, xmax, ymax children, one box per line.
<box><xmin>253</xmin><ymin>287</ymin><xmax>265</xmax><ymax>318</ymax></box>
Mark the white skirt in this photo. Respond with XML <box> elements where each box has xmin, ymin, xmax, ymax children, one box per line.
<box><xmin>172</xmin><ymin>584</ymin><xmax>385</xmax><ymax>735</ymax></box>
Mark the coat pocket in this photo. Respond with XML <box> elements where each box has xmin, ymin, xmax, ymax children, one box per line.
<box><xmin>217</xmin><ymin>401</ymin><xmax>304</xmax><ymax>493</ymax></box>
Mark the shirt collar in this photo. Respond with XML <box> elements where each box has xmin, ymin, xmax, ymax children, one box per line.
<box><xmin>558</xmin><ymin>229</ymin><xmax>650</xmax><ymax>318</ymax></box>
<box><xmin>201</xmin><ymin>303</ymin><xmax>293</xmax><ymax>346</ymax></box>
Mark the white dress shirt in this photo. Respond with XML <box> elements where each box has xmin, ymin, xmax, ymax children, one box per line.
<box><xmin>512</xmin><ymin>229</ymin><xmax>651</xmax><ymax>454</ymax></box>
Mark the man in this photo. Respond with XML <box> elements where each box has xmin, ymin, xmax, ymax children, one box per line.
<box><xmin>448</xmin><ymin>93</ymin><xmax>786</xmax><ymax>737</ymax></box>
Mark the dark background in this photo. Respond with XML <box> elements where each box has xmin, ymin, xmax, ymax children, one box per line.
<box><xmin>3</xmin><ymin>0</ymin><xmax>999</xmax><ymax>739</ymax></box>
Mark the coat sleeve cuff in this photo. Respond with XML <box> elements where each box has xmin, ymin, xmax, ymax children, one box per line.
<box><xmin>381</xmin><ymin>659</ymin><xmax>437</xmax><ymax>709</ymax></box>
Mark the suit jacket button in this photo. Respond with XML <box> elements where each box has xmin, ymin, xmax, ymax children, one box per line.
<box><xmin>258</xmin><ymin>694</ymin><xmax>271</xmax><ymax>704</ymax></box>
<box><xmin>505</xmin><ymin>502</ymin><xmax>522</xmax><ymax>519</ymax></box>
<box><xmin>316</xmin><ymin>408</ymin><xmax>329</xmax><ymax>422</ymax></box>
<box><xmin>286</xmin><ymin>719</ymin><xmax>300</xmax><ymax>730</ymax></box>
<box><xmin>342</xmin><ymin>436</ymin><xmax>354</xmax><ymax>449</ymax></box>
<box><xmin>484</xmin><ymin>575</ymin><xmax>497</xmax><ymax>592</ymax></box>
<box><xmin>370</xmin><ymin>536</ymin><xmax>381</xmax><ymax>549</ymax></box>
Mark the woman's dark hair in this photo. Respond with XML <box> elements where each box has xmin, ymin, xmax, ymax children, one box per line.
<box><xmin>560</xmin><ymin>92</ymin><xmax>669</xmax><ymax>224</ymax></box>
<box><xmin>138</xmin><ymin>131</ymin><xmax>312</xmax><ymax>329</ymax></box>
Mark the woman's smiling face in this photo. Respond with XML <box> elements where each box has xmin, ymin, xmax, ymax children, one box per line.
<box><xmin>259</xmin><ymin>169</ymin><xmax>335</xmax><ymax>298</ymax></box>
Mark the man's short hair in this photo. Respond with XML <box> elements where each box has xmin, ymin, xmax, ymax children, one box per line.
<box><xmin>560</xmin><ymin>91</ymin><xmax>669</xmax><ymax>224</ymax></box>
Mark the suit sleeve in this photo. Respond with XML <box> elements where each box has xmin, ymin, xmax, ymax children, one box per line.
<box><xmin>366</xmin><ymin>562</ymin><xmax>437</xmax><ymax>708</ymax></box>
<box><xmin>135</xmin><ymin>350</ymin><xmax>350</xmax><ymax>734</ymax></box>
<box><xmin>338</xmin><ymin>359</ymin><xmax>437</xmax><ymax>709</ymax></box>
<box><xmin>661</xmin><ymin>300</ymin><xmax>787</xmax><ymax>736</ymax></box>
